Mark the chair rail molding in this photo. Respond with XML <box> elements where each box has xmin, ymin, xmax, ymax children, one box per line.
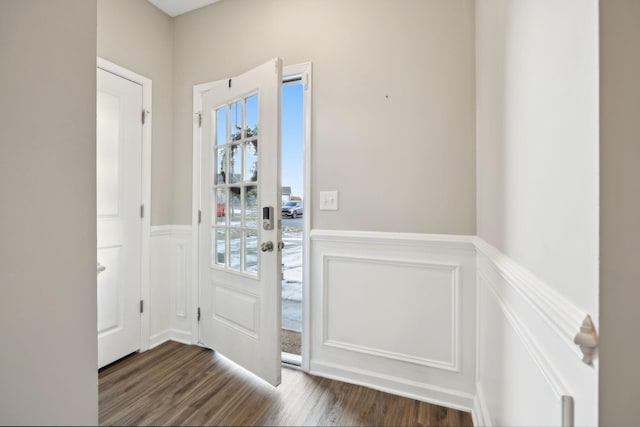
<box><xmin>474</xmin><ymin>238</ymin><xmax>588</xmax><ymax>360</ymax></box>
<box><xmin>474</xmin><ymin>237</ymin><xmax>598</xmax><ymax>426</ymax></box>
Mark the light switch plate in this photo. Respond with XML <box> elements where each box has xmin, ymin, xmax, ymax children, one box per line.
<box><xmin>319</xmin><ymin>191</ymin><xmax>338</xmax><ymax>210</ymax></box>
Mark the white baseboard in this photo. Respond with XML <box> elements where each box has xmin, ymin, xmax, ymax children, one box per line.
<box><xmin>149</xmin><ymin>329</ymin><xmax>193</xmax><ymax>349</ymax></box>
<box><xmin>310</xmin><ymin>360</ymin><xmax>474</xmax><ymax>413</ymax></box>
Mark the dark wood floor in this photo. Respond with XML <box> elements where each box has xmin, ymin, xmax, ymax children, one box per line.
<box><xmin>99</xmin><ymin>341</ymin><xmax>473</xmax><ymax>426</ymax></box>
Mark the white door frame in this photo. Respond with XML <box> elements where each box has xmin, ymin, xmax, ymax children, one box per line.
<box><xmin>191</xmin><ymin>62</ymin><xmax>312</xmax><ymax>370</ymax></box>
<box><xmin>97</xmin><ymin>57</ymin><xmax>152</xmax><ymax>352</ymax></box>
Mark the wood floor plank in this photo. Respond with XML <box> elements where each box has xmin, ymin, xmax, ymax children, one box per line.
<box><xmin>99</xmin><ymin>341</ymin><xmax>473</xmax><ymax>426</ymax></box>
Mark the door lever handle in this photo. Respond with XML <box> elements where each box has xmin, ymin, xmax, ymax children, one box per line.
<box><xmin>97</xmin><ymin>262</ymin><xmax>106</xmax><ymax>274</ymax></box>
<box><xmin>277</xmin><ymin>241</ymin><xmax>285</xmax><ymax>251</ymax></box>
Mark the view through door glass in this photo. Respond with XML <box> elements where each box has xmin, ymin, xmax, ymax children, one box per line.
<box><xmin>281</xmin><ymin>81</ymin><xmax>304</xmax><ymax>360</ymax></box>
<box><xmin>213</xmin><ymin>95</ymin><xmax>260</xmax><ymax>273</ymax></box>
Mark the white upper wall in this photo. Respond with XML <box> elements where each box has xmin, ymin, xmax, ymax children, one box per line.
<box><xmin>475</xmin><ymin>0</ymin><xmax>599</xmax><ymax>315</ymax></box>
<box><xmin>0</xmin><ymin>1</ymin><xmax>98</xmax><ymax>424</ymax></box>
<box><xmin>172</xmin><ymin>0</ymin><xmax>477</xmax><ymax>234</ymax></box>
<box><xmin>98</xmin><ymin>0</ymin><xmax>174</xmax><ymax>226</ymax></box>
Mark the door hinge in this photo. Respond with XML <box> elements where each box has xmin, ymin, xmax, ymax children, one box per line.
<box><xmin>197</xmin><ymin>307</ymin><xmax>201</xmax><ymax>322</ymax></box>
<box><xmin>142</xmin><ymin>109</ymin><xmax>150</xmax><ymax>125</ymax></box>
<box><xmin>198</xmin><ymin>210</ymin><xmax>202</xmax><ymax>225</ymax></box>
<box><xmin>197</xmin><ymin>112</ymin><xmax>202</xmax><ymax>128</ymax></box>
<box><xmin>140</xmin><ymin>300</ymin><xmax>144</xmax><ymax>314</ymax></box>
<box><xmin>140</xmin><ymin>204</ymin><xmax>144</xmax><ymax>219</ymax></box>
<box><xmin>228</xmin><ymin>78</ymin><xmax>232</xmax><ymax>88</ymax></box>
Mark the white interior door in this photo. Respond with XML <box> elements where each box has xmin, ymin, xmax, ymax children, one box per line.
<box><xmin>97</xmin><ymin>68</ymin><xmax>143</xmax><ymax>369</ymax></box>
<box><xmin>199</xmin><ymin>58</ymin><xmax>283</xmax><ymax>386</ymax></box>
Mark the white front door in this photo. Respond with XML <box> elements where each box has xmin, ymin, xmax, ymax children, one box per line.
<box><xmin>97</xmin><ymin>67</ymin><xmax>143</xmax><ymax>369</ymax></box>
<box><xmin>199</xmin><ymin>58</ymin><xmax>283</xmax><ymax>386</ymax></box>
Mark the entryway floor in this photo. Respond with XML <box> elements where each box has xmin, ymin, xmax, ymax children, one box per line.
<box><xmin>99</xmin><ymin>340</ymin><xmax>474</xmax><ymax>426</ymax></box>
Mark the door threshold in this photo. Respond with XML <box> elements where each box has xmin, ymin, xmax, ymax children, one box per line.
<box><xmin>281</xmin><ymin>351</ymin><xmax>301</xmax><ymax>368</ymax></box>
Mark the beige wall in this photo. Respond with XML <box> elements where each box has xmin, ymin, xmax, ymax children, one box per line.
<box><xmin>172</xmin><ymin>0</ymin><xmax>476</xmax><ymax>233</ymax></box>
<box><xmin>97</xmin><ymin>0</ymin><xmax>174</xmax><ymax>225</ymax></box>
<box><xmin>475</xmin><ymin>0</ymin><xmax>599</xmax><ymax>315</ymax></box>
<box><xmin>0</xmin><ymin>1</ymin><xmax>98</xmax><ymax>424</ymax></box>
<box><xmin>599</xmin><ymin>1</ymin><xmax>640</xmax><ymax>424</ymax></box>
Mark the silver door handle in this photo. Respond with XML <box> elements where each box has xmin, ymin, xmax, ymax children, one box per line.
<box><xmin>261</xmin><ymin>241</ymin><xmax>274</xmax><ymax>252</ymax></box>
<box><xmin>97</xmin><ymin>262</ymin><xmax>106</xmax><ymax>274</ymax></box>
<box><xmin>278</xmin><ymin>241</ymin><xmax>285</xmax><ymax>251</ymax></box>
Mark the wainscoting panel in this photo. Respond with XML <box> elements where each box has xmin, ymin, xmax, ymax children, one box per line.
<box><xmin>149</xmin><ymin>226</ymin><xmax>193</xmax><ymax>348</ymax></box>
<box><xmin>309</xmin><ymin>230</ymin><xmax>477</xmax><ymax>411</ymax></box>
<box><xmin>322</xmin><ymin>255</ymin><xmax>459</xmax><ymax>371</ymax></box>
<box><xmin>474</xmin><ymin>238</ymin><xmax>598</xmax><ymax>426</ymax></box>
<box><xmin>144</xmin><ymin>226</ymin><xmax>599</xmax><ymax>424</ymax></box>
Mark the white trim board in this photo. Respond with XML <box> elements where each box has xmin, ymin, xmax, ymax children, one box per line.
<box><xmin>97</xmin><ymin>57</ymin><xmax>153</xmax><ymax>352</ymax></box>
<box><xmin>311</xmin><ymin>229</ymin><xmax>476</xmax><ymax>249</ymax></box>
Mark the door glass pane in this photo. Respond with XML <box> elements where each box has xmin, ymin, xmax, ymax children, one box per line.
<box><xmin>215</xmin><ymin>188</ymin><xmax>226</xmax><ymax>225</ymax></box>
<box><xmin>209</xmin><ymin>95</ymin><xmax>260</xmax><ymax>276</ymax></box>
<box><xmin>245</xmin><ymin>185</ymin><xmax>258</xmax><ymax>228</ymax></box>
<box><xmin>229</xmin><ymin>228</ymin><xmax>241</xmax><ymax>270</ymax></box>
<box><xmin>246</xmin><ymin>95</ymin><xmax>258</xmax><ymax>137</ymax></box>
<box><xmin>245</xmin><ymin>140</ymin><xmax>258</xmax><ymax>182</ymax></box>
<box><xmin>214</xmin><ymin>228</ymin><xmax>226</xmax><ymax>266</ymax></box>
<box><xmin>230</xmin><ymin>101</ymin><xmax>242</xmax><ymax>141</ymax></box>
<box><xmin>216</xmin><ymin>107</ymin><xmax>227</xmax><ymax>145</ymax></box>
<box><xmin>230</xmin><ymin>144</ymin><xmax>242</xmax><ymax>184</ymax></box>
<box><xmin>244</xmin><ymin>229</ymin><xmax>258</xmax><ymax>274</ymax></box>
<box><xmin>215</xmin><ymin>147</ymin><xmax>226</xmax><ymax>185</ymax></box>
<box><xmin>229</xmin><ymin>187</ymin><xmax>241</xmax><ymax>227</ymax></box>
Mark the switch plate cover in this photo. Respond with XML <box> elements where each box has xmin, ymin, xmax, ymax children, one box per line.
<box><xmin>319</xmin><ymin>191</ymin><xmax>338</xmax><ymax>210</ymax></box>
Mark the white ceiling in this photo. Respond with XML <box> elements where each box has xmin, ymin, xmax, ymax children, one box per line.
<box><xmin>147</xmin><ymin>0</ymin><xmax>221</xmax><ymax>17</ymax></box>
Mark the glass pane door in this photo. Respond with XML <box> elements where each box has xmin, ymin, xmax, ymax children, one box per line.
<box><xmin>212</xmin><ymin>94</ymin><xmax>260</xmax><ymax>275</ymax></box>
